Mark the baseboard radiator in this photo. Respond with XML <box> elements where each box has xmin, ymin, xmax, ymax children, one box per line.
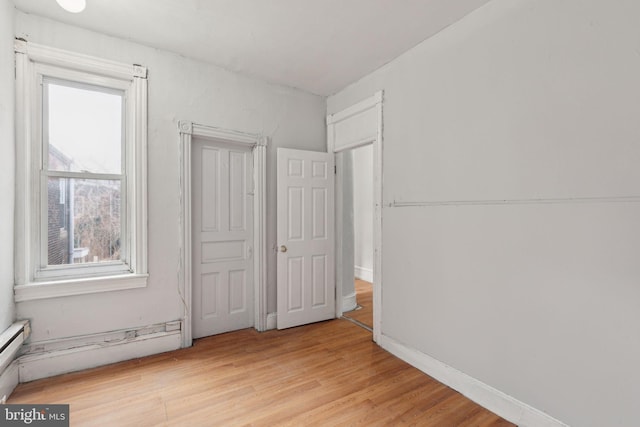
<box><xmin>0</xmin><ymin>321</ymin><xmax>30</xmax><ymax>403</ymax></box>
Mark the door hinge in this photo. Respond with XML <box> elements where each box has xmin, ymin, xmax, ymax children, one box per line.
<box><xmin>334</xmin><ymin>165</ymin><xmax>337</xmax><ymax>174</ymax></box>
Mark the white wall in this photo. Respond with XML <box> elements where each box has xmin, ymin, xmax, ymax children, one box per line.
<box><xmin>0</xmin><ymin>0</ymin><xmax>15</xmax><ymax>332</ymax></box>
<box><xmin>14</xmin><ymin>13</ymin><xmax>325</xmax><ymax>343</ymax></box>
<box><xmin>328</xmin><ymin>1</ymin><xmax>640</xmax><ymax>426</ymax></box>
<box><xmin>352</xmin><ymin>144</ymin><xmax>373</xmax><ymax>280</ymax></box>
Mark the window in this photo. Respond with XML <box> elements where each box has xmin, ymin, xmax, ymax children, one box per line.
<box><xmin>45</xmin><ymin>80</ymin><xmax>124</xmax><ymax>269</ymax></box>
<box><xmin>14</xmin><ymin>40</ymin><xmax>148</xmax><ymax>301</ymax></box>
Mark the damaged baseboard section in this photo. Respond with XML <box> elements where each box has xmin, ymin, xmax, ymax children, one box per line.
<box><xmin>18</xmin><ymin>320</ymin><xmax>183</xmax><ymax>382</ymax></box>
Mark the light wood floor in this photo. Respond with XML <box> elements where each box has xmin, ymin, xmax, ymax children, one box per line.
<box><xmin>343</xmin><ymin>279</ymin><xmax>373</xmax><ymax>329</ymax></box>
<box><xmin>9</xmin><ymin>319</ymin><xmax>514</xmax><ymax>426</ymax></box>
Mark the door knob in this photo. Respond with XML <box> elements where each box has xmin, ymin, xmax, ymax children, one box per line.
<box><xmin>280</xmin><ymin>245</ymin><xmax>288</xmax><ymax>253</ymax></box>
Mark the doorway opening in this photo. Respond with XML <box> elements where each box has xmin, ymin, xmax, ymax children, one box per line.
<box><xmin>327</xmin><ymin>91</ymin><xmax>383</xmax><ymax>342</ymax></box>
<box><xmin>339</xmin><ymin>144</ymin><xmax>374</xmax><ymax>332</ymax></box>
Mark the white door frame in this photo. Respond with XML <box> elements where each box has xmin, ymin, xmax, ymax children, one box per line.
<box><xmin>327</xmin><ymin>91</ymin><xmax>383</xmax><ymax>343</ymax></box>
<box><xmin>178</xmin><ymin>121</ymin><xmax>267</xmax><ymax>348</ymax></box>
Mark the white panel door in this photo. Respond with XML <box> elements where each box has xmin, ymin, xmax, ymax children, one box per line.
<box><xmin>277</xmin><ymin>148</ymin><xmax>335</xmax><ymax>329</ymax></box>
<box><xmin>192</xmin><ymin>139</ymin><xmax>254</xmax><ymax>338</ymax></box>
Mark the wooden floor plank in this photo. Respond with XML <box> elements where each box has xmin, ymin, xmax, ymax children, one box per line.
<box><xmin>9</xmin><ymin>319</ymin><xmax>513</xmax><ymax>426</ymax></box>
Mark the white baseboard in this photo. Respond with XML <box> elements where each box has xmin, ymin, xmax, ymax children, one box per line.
<box><xmin>0</xmin><ymin>360</ymin><xmax>19</xmax><ymax>403</ymax></box>
<box><xmin>354</xmin><ymin>265</ymin><xmax>373</xmax><ymax>282</ymax></box>
<box><xmin>342</xmin><ymin>291</ymin><xmax>357</xmax><ymax>313</ymax></box>
<box><xmin>266</xmin><ymin>312</ymin><xmax>277</xmax><ymax>330</ymax></box>
<box><xmin>18</xmin><ymin>323</ymin><xmax>182</xmax><ymax>382</ymax></box>
<box><xmin>379</xmin><ymin>334</ymin><xmax>568</xmax><ymax>427</ymax></box>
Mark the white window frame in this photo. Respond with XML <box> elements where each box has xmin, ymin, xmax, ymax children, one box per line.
<box><xmin>14</xmin><ymin>40</ymin><xmax>148</xmax><ymax>301</ymax></box>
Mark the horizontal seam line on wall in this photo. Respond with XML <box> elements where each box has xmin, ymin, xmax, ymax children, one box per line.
<box><xmin>388</xmin><ymin>196</ymin><xmax>640</xmax><ymax>207</ymax></box>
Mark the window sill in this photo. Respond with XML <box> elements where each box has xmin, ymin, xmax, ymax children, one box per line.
<box><xmin>14</xmin><ymin>273</ymin><xmax>149</xmax><ymax>302</ymax></box>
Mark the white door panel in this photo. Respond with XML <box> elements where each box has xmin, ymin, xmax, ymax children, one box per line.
<box><xmin>193</xmin><ymin>139</ymin><xmax>253</xmax><ymax>338</ymax></box>
<box><xmin>277</xmin><ymin>148</ymin><xmax>335</xmax><ymax>329</ymax></box>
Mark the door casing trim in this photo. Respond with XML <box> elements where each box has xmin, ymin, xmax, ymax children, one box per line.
<box><xmin>178</xmin><ymin>121</ymin><xmax>267</xmax><ymax>348</ymax></box>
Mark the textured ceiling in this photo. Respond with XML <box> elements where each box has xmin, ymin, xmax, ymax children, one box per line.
<box><xmin>12</xmin><ymin>0</ymin><xmax>491</xmax><ymax>96</ymax></box>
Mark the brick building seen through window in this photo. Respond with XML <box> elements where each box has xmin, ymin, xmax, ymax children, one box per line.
<box><xmin>47</xmin><ymin>145</ymin><xmax>121</xmax><ymax>266</ymax></box>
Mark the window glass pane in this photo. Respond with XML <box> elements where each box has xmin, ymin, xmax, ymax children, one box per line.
<box><xmin>47</xmin><ymin>81</ymin><xmax>123</xmax><ymax>174</ymax></box>
<box><xmin>47</xmin><ymin>178</ymin><xmax>122</xmax><ymax>265</ymax></box>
